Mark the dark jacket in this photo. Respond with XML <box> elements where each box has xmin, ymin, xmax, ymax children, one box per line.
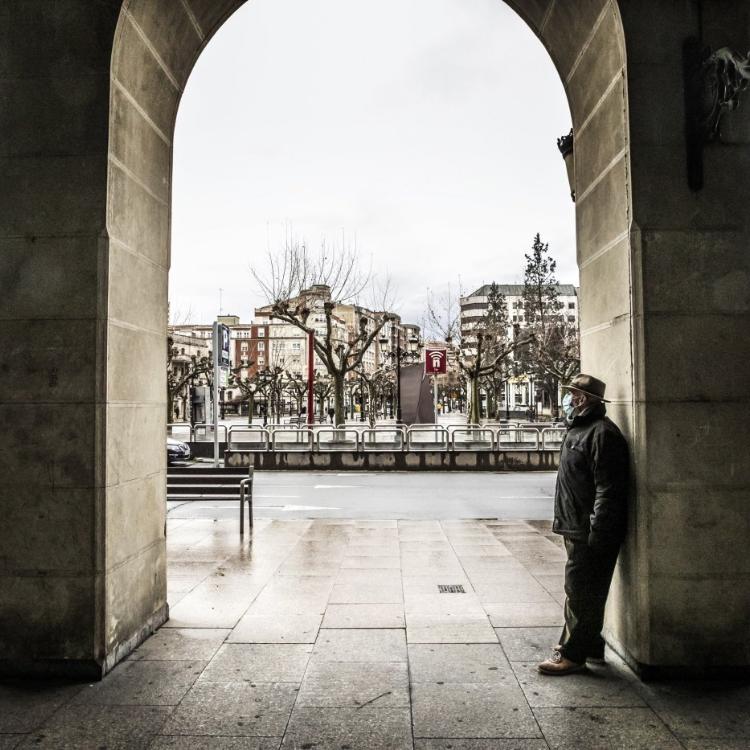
<box><xmin>553</xmin><ymin>401</ymin><xmax>629</xmax><ymax>546</ymax></box>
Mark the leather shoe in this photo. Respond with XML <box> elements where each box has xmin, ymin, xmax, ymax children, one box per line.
<box><xmin>554</xmin><ymin>644</ymin><xmax>604</xmax><ymax>664</ymax></box>
<box><xmin>537</xmin><ymin>650</ymin><xmax>586</xmax><ymax>675</ymax></box>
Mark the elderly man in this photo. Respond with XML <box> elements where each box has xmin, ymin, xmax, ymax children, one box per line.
<box><xmin>538</xmin><ymin>374</ymin><xmax>629</xmax><ymax>675</ymax></box>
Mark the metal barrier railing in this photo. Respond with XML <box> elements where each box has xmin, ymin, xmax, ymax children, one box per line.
<box><xmin>228</xmin><ymin>426</ymin><xmax>271</xmax><ymax>451</ymax></box>
<box><xmin>362</xmin><ymin>426</ymin><xmax>406</xmax><ymax>451</ymax></box>
<box><xmin>446</xmin><ymin>423</ymin><xmax>481</xmax><ymax>435</ymax></box>
<box><xmin>406</xmin><ymin>425</ymin><xmax>449</xmax><ymax>451</ymax></box>
<box><xmin>271</xmin><ymin>427</ymin><xmax>314</xmax><ymax>451</ymax></box>
<box><xmin>167</xmin><ymin>422</ymin><xmax>192</xmax><ymax>441</ymax></box>
<box><xmin>316</xmin><ymin>428</ymin><xmax>360</xmax><ymax>452</ymax></box>
<box><xmin>451</xmin><ymin>427</ymin><xmax>495</xmax><ymax>451</ymax></box>
<box><xmin>239</xmin><ymin>473</ymin><xmax>254</xmax><ymax>535</ymax></box>
<box><xmin>193</xmin><ymin>423</ymin><xmax>228</xmax><ymax>442</ymax></box>
<box><xmin>541</xmin><ymin>427</ymin><xmax>566</xmax><ymax>450</ymax></box>
<box><xmin>183</xmin><ymin>421</ymin><xmax>565</xmax><ymax>454</ymax></box>
<box><xmin>495</xmin><ymin>428</ymin><xmax>540</xmax><ymax>451</ymax></box>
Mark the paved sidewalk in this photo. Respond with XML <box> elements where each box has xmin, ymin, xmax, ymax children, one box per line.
<box><xmin>2</xmin><ymin>518</ymin><xmax>749</xmax><ymax>748</ymax></box>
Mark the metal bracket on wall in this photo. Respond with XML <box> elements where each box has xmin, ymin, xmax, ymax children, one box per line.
<box><xmin>556</xmin><ymin>129</ymin><xmax>575</xmax><ymax>202</ymax></box>
<box><xmin>683</xmin><ymin>37</ymin><xmax>750</xmax><ymax>191</ymax></box>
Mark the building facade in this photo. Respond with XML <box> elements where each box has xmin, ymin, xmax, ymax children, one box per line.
<box><xmin>459</xmin><ymin>284</ymin><xmax>579</xmax><ymax>418</ymax></box>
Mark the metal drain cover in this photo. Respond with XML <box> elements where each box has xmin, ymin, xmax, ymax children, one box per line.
<box><xmin>437</xmin><ymin>584</ymin><xmax>465</xmax><ymax>593</ymax></box>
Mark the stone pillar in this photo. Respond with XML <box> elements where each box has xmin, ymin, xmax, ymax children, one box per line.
<box><xmin>612</xmin><ymin>1</ymin><xmax>750</xmax><ymax>676</ymax></box>
<box><xmin>0</xmin><ymin>3</ymin><xmax>166</xmax><ymax>678</ymax></box>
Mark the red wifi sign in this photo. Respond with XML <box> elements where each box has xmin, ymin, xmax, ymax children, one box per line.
<box><xmin>425</xmin><ymin>348</ymin><xmax>447</xmax><ymax>374</ymax></box>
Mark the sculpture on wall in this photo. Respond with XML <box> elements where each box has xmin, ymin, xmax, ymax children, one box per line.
<box><xmin>683</xmin><ymin>38</ymin><xmax>750</xmax><ymax>190</ymax></box>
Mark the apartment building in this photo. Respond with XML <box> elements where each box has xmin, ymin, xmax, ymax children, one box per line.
<box><xmin>459</xmin><ymin>283</ymin><xmax>580</xmax><ymax>417</ymax></box>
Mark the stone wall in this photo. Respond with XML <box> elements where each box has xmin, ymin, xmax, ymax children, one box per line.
<box><xmin>2</xmin><ymin>0</ymin><xmax>748</xmax><ymax>678</ymax></box>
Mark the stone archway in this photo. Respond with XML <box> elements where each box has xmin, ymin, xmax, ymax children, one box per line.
<box><xmin>1</xmin><ymin>0</ymin><xmax>748</xmax><ymax>678</ymax></box>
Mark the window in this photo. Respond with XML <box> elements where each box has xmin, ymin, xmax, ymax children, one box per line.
<box><xmin>568</xmin><ymin>302</ymin><xmax>575</xmax><ymax>309</ymax></box>
<box><xmin>257</xmin><ymin>328</ymin><xmax>265</xmax><ymax>337</ymax></box>
<box><xmin>258</xmin><ymin>341</ymin><xmax>265</xmax><ymax>351</ymax></box>
<box><xmin>258</xmin><ymin>356</ymin><xmax>265</xmax><ymax>365</ymax></box>
<box><xmin>568</xmin><ymin>315</ymin><xmax>576</xmax><ymax>322</ymax></box>
<box><xmin>241</xmin><ymin>342</ymin><xmax>248</xmax><ymax>351</ymax></box>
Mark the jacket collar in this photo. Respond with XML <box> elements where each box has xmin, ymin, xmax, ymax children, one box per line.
<box><xmin>566</xmin><ymin>400</ymin><xmax>606</xmax><ymax>429</ymax></box>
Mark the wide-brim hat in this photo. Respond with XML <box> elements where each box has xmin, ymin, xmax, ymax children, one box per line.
<box><xmin>563</xmin><ymin>373</ymin><xmax>610</xmax><ymax>402</ymax></box>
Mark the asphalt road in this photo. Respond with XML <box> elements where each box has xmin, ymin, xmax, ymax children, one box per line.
<box><xmin>166</xmin><ymin>471</ymin><xmax>556</xmax><ymax>520</ymax></box>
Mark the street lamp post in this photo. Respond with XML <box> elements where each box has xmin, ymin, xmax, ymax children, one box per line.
<box><xmin>359</xmin><ymin>370</ymin><xmax>366</xmax><ymax>422</ymax></box>
<box><xmin>248</xmin><ymin>382</ymin><xmax>257</xmax><ymax>424</ymax></box>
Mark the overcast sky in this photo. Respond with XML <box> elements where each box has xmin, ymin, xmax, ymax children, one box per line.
<box><xmin>170</xmin><ymin>0</ymin><xmax>575</xmax><ymax>326</ymax></box>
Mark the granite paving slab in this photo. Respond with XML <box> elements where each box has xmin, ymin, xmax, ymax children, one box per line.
<box><xmin>495</xmin><ymin>627</ymin><xmax>562</xmax><ymax>662</ymax></box>
<box><xmin>411</xmin><ymin>682</ymin><xmax>541</xmax><ymax>739</ymax></box>
<box><xmin>150</xmin><ymin>737</ymin><xmax>282</xmax><ymax>749</ymax></box>
<box><xmin>485</xmin><ymin>602</ymin><xmax>563</xmax><ymax>628</ymax></box>
<box><xmin>635</xmin><ymin>681</ymin><xmax>750</xmax><ymax>739</ymax></box>
<box><xmin>321</xmin><ymin>603</ymin><xmax>406</xmax><ymax>629</ymax></box>
<box><xmin>128</xmin><ymin>628</ymin><xmax>230</xmax><ymax>661</ymax></box>
<box><xmin>533</xmin><ymin>706</ymin><xmax>684</xmax><ymax>749</ymax></box>
<box><xmin>328</xmin><ymin>581</ymin><xmax>404</xmax><ymax>604</ymax></box>
<box><xmin>0</xmin><ymin>680</ymin><xmax>84</xmax><ymax>734</ymax></box>
<box><xmin>199</xmin><ymin>644</ymin><xmax>312</xmax><ymax>683</ymax></box>
<box><xmin>408</xmin><ymin>644</ymin><xmax>512</xmax><ymax>683</ymax></box>
<box><xmin>281</xmin><ymin>706</ymin><xmax>412</xmax><ymax>750</ymax></box>
<box><xmin>72</xmin><ymin>659</ymin><xmax>205</xmax><ymax>706</ymax></box>
<box><xmin>228</xmin><ymin>613</ymin><xmax>322</xmax><ymax>643</ymax></box>
<box><xmin>414</xmin><ymin>741</ymin><xmax>549</xmax><ymax>750</ymax></box>
<box><xmin>159</xmin><ymin>681</ymin><xmax>297</xmax><ymax>737</ymax></box>
<box><xmin>511</xmin><ymin>662</ymin><xmax>646</xmax><ymax>708</ymax></box>
<box><xmin>312</xmin><ymin>628</ymin><xmax>407</xmax><ymax>662</ymax></box>
<box><xmin>295</xmin><ymin>661</ymin><xmax>410</xmax><ymax>708</ymax></box>
<box><xmin>19</xmin><ymin>705</ymin><xmax>172</xmax><ymax>749</ymax></box>
<box><xmin>406</xmin><ymin>616</ymin><xmax>498</xmax><ymax>644</ymax></box>
<box><xmin>341</xmin><ymin>555</ymin><xmax>402</xmax><ymax>569</ymax></box>
<box><xmin>167</xmin><ymin>583</ymin><xmax>260</xmax><ymax>628</ymax></box>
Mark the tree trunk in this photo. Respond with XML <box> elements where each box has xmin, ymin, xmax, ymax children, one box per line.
<box><xmin>333</xmin><ymin>373</ymin><xmax>346</xmax><ymax>427</ymax></box>
<box><xmin>468</xmin><ymin>376</ymin><xmax>480</xmax><ymax>424</ymax></box>
<box><xmin>368</xmin><ymin>384</ymin><xmax>377</xmax><ymax>428</ymax></box>
<box><xmin>247</xmin><ymin>393</ymin><xmax>255</xmax><ymax>424</ymax></box>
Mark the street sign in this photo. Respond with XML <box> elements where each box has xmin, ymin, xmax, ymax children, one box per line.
<box><xmin>425</xmin><ymin>348</ymin><xmax>447</xmax><ymax>374</ymax></box>
<box><xmin>218</xmin><ymin>324</ymin><xmax>231</xmax><ymax>367</ymax></box>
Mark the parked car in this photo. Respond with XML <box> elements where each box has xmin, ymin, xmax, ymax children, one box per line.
<box><xmin>167</xmin><ymin>436</ymin><xmax>191</xmax><ymax>465</ymax></box>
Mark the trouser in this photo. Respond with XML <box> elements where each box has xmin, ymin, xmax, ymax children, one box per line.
<box><xmin>558</xmin><ymin>537</ymin><xmax>621</xmax><ymax>663</ymax></box>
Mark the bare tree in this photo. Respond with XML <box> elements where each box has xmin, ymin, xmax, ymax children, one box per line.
<box><xmin>428</xmin><ymin>283</ymin><xmax>532</xmax><ymax>424</ymax></box>
<box><xmin>228</xmin><ymin>361</ymin><xmax>259</xmax><ymax>424</ymax></box>
<box><xmin>252</xmin><ymin>238</ymin><xmax>393</xmax><ymax>426</ymax></box>
<box><xmin>313</xmin><ymin>373</ymin><xmax>334</xmax><ymax>422</ymax></box>
<box><xmin>167</xmin><ymin>334</ymin><xmax>212</xmax><ymax>422</ymax></box>
<box><xmin>354</xmin><ymin>365</ymin><xmax>395</xmax><ymax>427</ymax></box>
<box><xmin>520</xmin><ymin>234</ymin><xmax>580</xmax><ymax>415</ymax></box>
<box><xmin>284</xmin><ymin>371</ymin><xmax>308</xmax><ymax>416</ymax></box>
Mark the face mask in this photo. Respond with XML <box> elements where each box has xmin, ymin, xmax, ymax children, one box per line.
<box><xmin>562</xmin><ymin>392</ymin><xmax>575</xmax><ymax>418</ymax></box>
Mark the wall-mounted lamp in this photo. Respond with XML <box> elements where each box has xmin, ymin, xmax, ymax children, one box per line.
<box><xmin>557</xmin><ymin>129</ymin><xmax>575</xmax><ymax>202</ymax></box>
